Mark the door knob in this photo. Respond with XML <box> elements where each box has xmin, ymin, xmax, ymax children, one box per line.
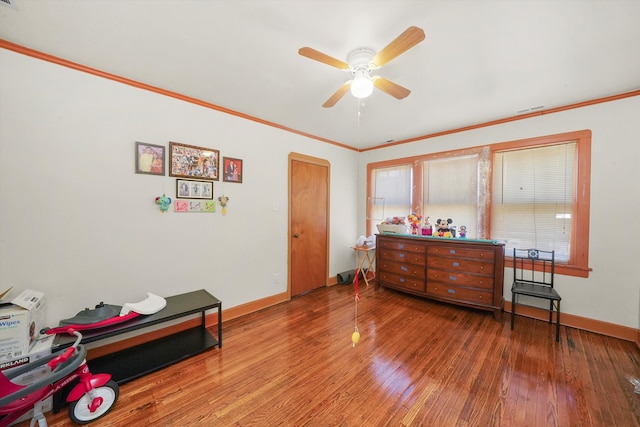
<box><xmin>294</xmin><ymin>233</ymin><xmax>300</xmax><ymax>238</ymax></box>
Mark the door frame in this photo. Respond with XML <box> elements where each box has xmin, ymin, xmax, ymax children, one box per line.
<box><xmin>288</xmin><ymin>152</ymin><xmax>331</xmax><ymax>298</ymax></box>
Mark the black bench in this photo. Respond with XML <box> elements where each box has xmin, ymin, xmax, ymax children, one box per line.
<box><xmin>52</xmin><ymin>289</ymin><xmax>221</xmax><ymax>411</ymax></box>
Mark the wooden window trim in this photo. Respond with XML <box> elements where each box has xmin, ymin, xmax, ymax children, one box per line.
<box><xmin>366</xmin><ymin>130</ymin><xmax>592</xmax><ymax>278</ymax></box>
<box><xmin>490</xmin><ymin>130</ymin><xmax>592</xmax><ymax>278</ymax></box>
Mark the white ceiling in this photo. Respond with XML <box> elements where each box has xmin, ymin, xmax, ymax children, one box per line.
<box><xmin>1</xmin><ymin>0</ymin><xmax>639</xmax><ymax>150</ymax></box>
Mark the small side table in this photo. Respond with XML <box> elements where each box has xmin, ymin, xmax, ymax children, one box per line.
<box><xmin>352</xmin><ymin>245</ymin><xmax>376</xmax><ymax>286</ymax></box>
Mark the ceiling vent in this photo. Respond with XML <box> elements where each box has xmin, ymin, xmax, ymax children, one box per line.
<box><xmin>516</xmin><ymin>105</ymin><xmax>545</xmax><ymax>115</ymax></box>
<box><xmin>0</xmin><ymin>0</ymin><xmax>18</xmax><ymax>9</ymax></box>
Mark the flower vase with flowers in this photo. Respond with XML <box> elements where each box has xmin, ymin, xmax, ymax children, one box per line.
<box><xmin>407</xmin><ymin>213</ymin><xmax>424</xmax><ymax>235</ymax></box>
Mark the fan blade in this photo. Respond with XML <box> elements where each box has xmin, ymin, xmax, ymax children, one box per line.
<box><xmin>322</xmin><ymin>82</ymin><xmax>352</xmax><ymax>108</ymax></box>
<box><xmin>299</xmin><ymin>47</ymin><xmax>350</xmax><ymax>70</ymax></box>
<box><xmin>373</xmin><ymin>77</ymin><xmax>411</xmax><ymax>99</ymax></box>
<box><xmin>370</xmin><ymin>26</ymin><xmax>425</xmax><ymax>68</ymax></box>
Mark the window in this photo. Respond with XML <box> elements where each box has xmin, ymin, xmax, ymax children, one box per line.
<box><xmin>422</xmin><ymin>154</ymin><xmax>479</xmax><ymax>236</ymax></box>
<box><xmin>366</xmin><ymin>130</ymin><xmax>591</xmax><ymax>277</ymax></box>
<box><xmin>491</xmin><ymin>143</ymin><xmax>576</xmax><ymax>262</ymax></box>
<box><xmin>368</xmin><ymin>164</ymin><xmax>412</xmax><ymax>223</ymax></box>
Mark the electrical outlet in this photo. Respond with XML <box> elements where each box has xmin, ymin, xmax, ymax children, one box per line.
<box><xmin>273</xmin><ymin>273</ymin><xmax>281</xmax><ymax>285</ymax></box>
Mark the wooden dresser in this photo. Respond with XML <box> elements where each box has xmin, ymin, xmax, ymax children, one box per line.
<box><xmin>376</xmin><ymin>234</ymin><xmax>505</xmax><ymax>320</ymax></box>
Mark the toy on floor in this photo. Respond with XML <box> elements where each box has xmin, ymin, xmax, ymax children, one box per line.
<box><xmin>0</xmin><ymin>329</ymin><xmax>119</xmax><ymax>426</ymax></box>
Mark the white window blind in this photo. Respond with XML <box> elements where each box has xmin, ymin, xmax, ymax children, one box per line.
<box><xmin>423</xmin><ymin>155</ymin><xmax>478</xmax><ymax>237</ymax></box>
<box><xmin>491</xmin><ymin>142</ymin><xmax>576</xmax><ymax>261</ymax></box>
<box><xmin>371</xmin><ymin>165</ymin><xmax>412</xmax><ymax>221</ymax></box>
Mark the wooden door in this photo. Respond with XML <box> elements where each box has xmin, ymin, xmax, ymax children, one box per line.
<box><xmin>289</xmin><ymin>153</ymin><xmax>329</xmax><ymax>297</ymax></box>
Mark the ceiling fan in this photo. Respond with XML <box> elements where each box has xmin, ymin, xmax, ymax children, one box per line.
<box><xmin>298</xmin><ymin>26</ymin><xmax>425</xmax><ymax>108</ymax></box>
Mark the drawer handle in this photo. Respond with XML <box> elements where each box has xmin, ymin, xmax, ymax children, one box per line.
<box><xmin>399</xmin><ymin>244</ymin><xmax>405</xmax><ymax>249</ymax></box>
<box><xmin>449</xmin><ymin>275</ymin><xmax>456</xmax><ymax>281</ymax></box>
<box><xmin>399</xmin><ymin>253</ymin><xmax>405</xmax><ymax>258</ymax></box>
<box><xmin>448</xmin><ymin>288</ymin><xmax>455</xmax><ymax>294</ymax></box>
<box><xmin>452</xmin><ymin>262</ymin><xmax>459</xmax><ymax>267</ymax></box>
<box><xmin>400</xmin><ymin>278</ymin><xmax>405</xmax><ymax>283</ymax></box>
<box><xmin>449</xmin><ymin>249</ymin><xmax>456</xmax><ymax>254</ymax></box>
<box><xmin>401</xmin><ymin>266</ymin><xmax>408</xmax><ymax>272</ymax></box>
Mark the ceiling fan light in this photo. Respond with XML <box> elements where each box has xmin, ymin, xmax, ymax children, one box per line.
<box><xmin>350</xmin><ymin>75</ymin><xmax>374</xmax><ymax>99</ymax></box>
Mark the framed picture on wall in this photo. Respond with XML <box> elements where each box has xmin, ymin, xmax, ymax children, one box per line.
<box><xmin>169</xmin><ymin>141</ymin><xmax>220</xmax><ymax>181</ymax></box>
<box><xmin>135</xmin><ymin>142</ymin><xmax>165</xmax><ymax>176</ymax></box>
<box><xmin>176</xmin><ymin>179</ymin><xmax>213</xmax><ymax>199</ymax></box>
<box><xmin>222</xmin><ymin>157</ymin><xmax>243</xmax><ymax>183</ymax></box>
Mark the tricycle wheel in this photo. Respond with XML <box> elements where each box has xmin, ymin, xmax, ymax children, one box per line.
<box><xmin>68</xmin><ymin>380</ymin><xmax>119</xmax><ymax>424</ymax></box>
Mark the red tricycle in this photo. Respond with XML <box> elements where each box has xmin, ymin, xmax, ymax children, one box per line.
<box><xmin>0</xmin><ymin>329</ymin><xmax>119</xmax><ymax>427</ymax></box>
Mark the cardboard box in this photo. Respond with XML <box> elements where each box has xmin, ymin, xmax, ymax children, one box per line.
<box><xmin>1</xmin><ymin>335</ymin><xmax>54</xmax><ymax>426</ymax></box>
<box><xmin>0</xmin><ymin>289</ymin><xmax>46</xmax><ymax>362</ymax></box>
<box><xmin>0</xmin><ymin>335</ymin><xmax>54</xmax><ymax>372</ymax></box>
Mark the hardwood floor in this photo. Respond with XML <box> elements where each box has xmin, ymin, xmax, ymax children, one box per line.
<box><xmin>11</xmin><ymin>284</ymin><xmax>640</xmax><ymax>426</ymax></box>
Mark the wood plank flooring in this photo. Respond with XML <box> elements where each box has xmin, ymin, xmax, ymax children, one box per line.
<box><xmin>11</xmin><ymin>284</ymin><xmax>640</xmax><ymax>426</ymax></box>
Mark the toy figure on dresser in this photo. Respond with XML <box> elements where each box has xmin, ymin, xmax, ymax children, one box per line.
<box><xmin>458</xmin><ymin>225</ymin><xmax>467</xmax><ymax>238</ymax></box>
<box><xmin>421</xmin><ymin>217</ymin><xmax>433</xmax><ymax>236</ymax></box>
<box><xmin>435</xmin><ymin>218</ymin><xmax>455</xmax><ymax>238</ymax></box>
<box><xmin>407</xmin><ymin>213</ymin><xmax>424</xmax><ymax>235</ymax></box>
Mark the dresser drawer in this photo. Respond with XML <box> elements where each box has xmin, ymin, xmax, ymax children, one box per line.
<box><xmin>427</xmin><ymin>245</ymin><xmax>495</xmax><ymax>261</ymax></box>
<box><xmin>427</xmin><ymin>282</ymin><xmax>493</xmax><ymax>306</ymax></box>
<box><xmin>378</xmin><ymin>271</ymin><xmax>426</xmax><ymax>292</ymax></box>
<box><xmin>427</xmin><ymin>269</ymin><xmax>494</xmax><ymax>289</ymax></box>
<box><xmin>378</xmin><ymin>239</ymin><xmax>425</xmax><ymax>253</ymax></box>
<box><xmin>379</xmin><ymin>250</ymin><xmax>426</xmax><ymax>265</ymax></box>
<box><xmin>378</xmin><ymin>260</ymin><xmax>425</xmax><ymax>279</ymax></box>
<box><xmin>427</xmin><ymin>257</ymin><xmax>494</xmax><ymax>275</ymax></box>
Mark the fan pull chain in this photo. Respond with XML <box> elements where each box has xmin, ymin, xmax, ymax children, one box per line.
<box><xmin>352</xmin><ymin>268</ymin><xmax>361</xmax><ymax>347</ymax></box>
<box><xmin>350</xmin><ymin>97</ymin><xmax>363</xmax><ymax>348</ymax></box>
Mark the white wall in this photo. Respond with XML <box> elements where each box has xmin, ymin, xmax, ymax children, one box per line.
<box><xmin>0</xmin><ymin>49</ymin><xmax>358</xmax><ymax>325</ymax></box>
<box><xmin>359</xmin><ymin>95</ymin><xmax>640</xmax><ymax>329</ymax></box>
<box><xmin>2</xmin><ymin>49</ymin><xmax>638</xmax><ymax>331</ymax></box>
